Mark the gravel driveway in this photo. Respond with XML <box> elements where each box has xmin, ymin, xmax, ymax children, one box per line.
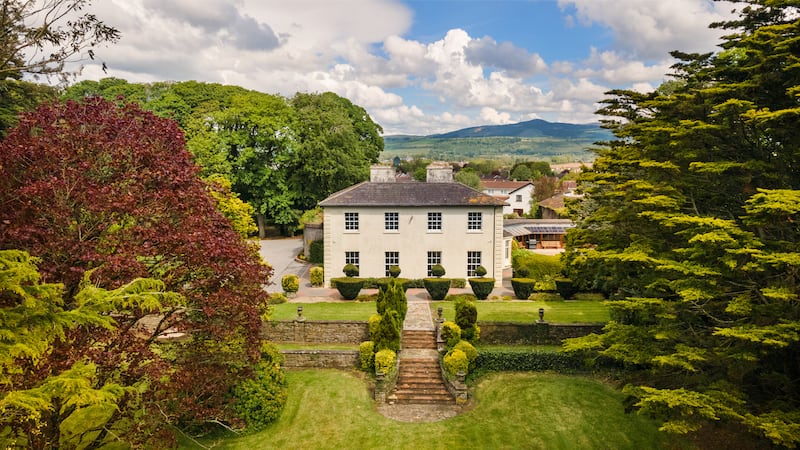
<box><xmin>257</xmin><ymin>237</ymin><xmax>309</xmax><ymax>293</ymax></box>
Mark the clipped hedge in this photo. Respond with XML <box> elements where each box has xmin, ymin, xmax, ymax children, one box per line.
<box><xmin>441</xmin><ymin>321</ymin><xmax>461</xmax><ymax>349</ymax></box>
<box><xmin>309</xmin><ymin>266</ymin><xmax>324</xmax><ymax>287</ymax></box>
<box><xmin>468</xmin><ymin>277</ymin><xmax>495</xmax><ymax>300</ymax></box>
<box><xmin>374</xmin><ymin>349</ymin><xmax>397</xmax><ymax>376</ymax></box>
<box><xmin>555</xmin><ymin>277</ymin><xmax>578</xmax><ymax>300</ymax></box>
<box><xmin>281</xmin><ymin>274</ymin><xmax>299</xmax><ymax>293</ymax></box>
<box><xmin>473</xmin><ymin>350</ymin><xmax>584</xmax><ymax>373</ymax></box>
<box><xmin>511</xmin><ymin>278</ymin><xmax>536</xmax><ymax>300</ymax></box>
<box><xmin>309</xmin><ymin>239</ymin><xmax>323</xmax><ymax>264</ymax></box>
<box><xmin>443</xmin><ymin>348</ymin><xmax>469</xmax><ymax>378</ymax></box>
<box><xmin>359</xmin><ymin>341</ymin><xmax>375</xmax><ymax>371</ymax></box>
<box><xmin>450</xmin><ymin>278</ymin><xmax>466</xmax><ymax>289</ymax></box>
<box><xmin>331</xmin><ymin>277</ymin><xmax>364</xmax><ymax>300</ymax></box>
<box><xmin>423</xmin><ymin>278</ymin><xmax>451</xmax><ymax>300</ymax></box>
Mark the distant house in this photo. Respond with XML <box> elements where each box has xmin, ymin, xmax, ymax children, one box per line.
<box><xmin>504</xmin><ymin>218</ymin><xmax>574</xmax><ymax>250</ymax></box>
<box><xmin>538</xmin><ymin>184</ymin><xmax>581</xmax><ymax>220</ymax></box>
<box><xmin>319</xmin><ymin>163</ymin><xmax>507</xmax><ymax>287</ymax></box>
<box><xmin>480</xmin><ymin>179</ymin><xmax>534</xmax><ymax>216</ymax></box>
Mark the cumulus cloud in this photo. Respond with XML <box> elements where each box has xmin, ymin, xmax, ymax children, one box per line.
<box><xmin>465</xmin><ymin>37</ymin><xmax>547</xmax><ymax>76</ymax></box>
<box><xmin>558</xmin><ymin>0</ymin><xmax>736</xmax><ymax>59</ymax></box>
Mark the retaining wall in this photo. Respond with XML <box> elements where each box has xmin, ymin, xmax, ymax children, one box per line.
<box><xmin>478</xmin><ymin>322</ymin><xmax>604</xmax><ymax>345</ymax></box>
<box><xmin>282</xmin><ymin>350</ymin><xmax>359</xmax><ymax>369</ymax></box>
<box><xmin>264</xmin><ymin>320</ymin><xmax>369</xmax><ymax>344</ymax></box>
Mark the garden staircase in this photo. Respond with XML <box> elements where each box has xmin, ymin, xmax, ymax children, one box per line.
<box><xmin>391</xmin><ymin>330</ymin><xmax>454</xmax><ymax>405</ymax></box>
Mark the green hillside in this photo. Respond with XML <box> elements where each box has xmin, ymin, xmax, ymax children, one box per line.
<box><xmin>383</xmin><ymin>119</ymin><xmax>610</xmax><ymax>162</ymax></box>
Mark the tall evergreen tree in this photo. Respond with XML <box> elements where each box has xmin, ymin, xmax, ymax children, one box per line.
<box><xmin>563</xmin><ymin>1</ymin><xmax>800</xmax><ymax>446</ymax></box>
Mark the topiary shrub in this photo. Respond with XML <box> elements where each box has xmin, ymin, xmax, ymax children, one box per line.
<box><xmin>374</xmin><ymin>349</ymin><xmax>397</xmax><ymax>376</ymax></box>
<box><xmin>309</xmin><ymin>266</ymin><xmax>324</xmax><ymax>287</ymax></box>
<box><xmin>343</xmin><ymin>264</ymin><xmax>359</xmax><ymax>277</ymax></box>
<box><xmin>430</xmin><ymin>264</ymin><xmax>445</xmax><ymax>277</ymax></box>
<box><xmin>368</xmin><ymin>314</ymin><xmax>382</xmax><ymax>342</ymax></box>
<box><xmin>441</xmin><ymin>320</ymin><xmax>461</xmax><ymax>349</ymax></box>
<box><xmin>515</xmin><ymin>267</ymin><xmax>530</xmax><ymax>278</ymax></box>
<box><xmin>359</xmin><ymin>341</ymin><xmax>375</xmax><ymax>371</ymax></box>
<box><xmin>374</xmin><ymin>310</ymin><xmax>401</xmax><ymax>352</ymax></box>
<box><xmin>423</xmin><ymin>278</ymin><xmax>450</xmax><ymax>300</ymax></box>
<box><xmin>555</xmin><ymin>277</ymin><xmax>578</xmax><ymax>299</ymax></box>
<box><xmin>454</xmin><ymin>298</ymin><xmax>479</xmax><ymax>343</ymax></box>
<box><xmin>474</xmin><ymin>265</ymin><xmax>487</xmax><ymax>277</ymax></box>
<box><xmin>453</xmin><ymin>340</ymin><xmax>477</xmax><ymax>368</ymax></box>
<box><xmin>468</xmin><ymin>277</ymin><xmax>494</xmax><ymax>300</ymax></box>
<box><xmin>450</xmin><ymin>278</ymin><xmax>466</xmax><ymax>288</ymax></box>
<box><xmin>375</xmin><ymin>277</ymin><xmax>410</xmax><ymax>292</ymax></box>
<box><xmin>309</xmin><ymin>239</ymin><xmax>323</xmax><ymax>264</ymax></box>
<box><xmin>388</xmin><ymin>265</ymin><xmax>401</xmax><ymax>278</ymax></box>
<box><xmin>331</xmin><ymin>277</ymin><xmax>364</xmax><ymax>300</ymax></box>
<box><xmin>443</xmin><ymin>348</ymin><xmax>469</xmax><ymax>378</ymax></box>
<box><xmin>383</xmin><ymin>278</ymin><xmax>408</xmax><ymax>321</ymax></box>
<box><xmin>232</xmin><ymin>343</ymin><xmax>288</xmax><ymax>431</ymax></box>
<box><xmin>268</xmin><ymin>292</ymin><xmax>287</xmax><ymax>305</ymax></box>
<box><xmin>281</xmin><ymin>274</ymin><xmax>299</xmax><ymax>293</ymax></box>
<box><xmin>511</xmin><ymin>278</ymin><xmax>536</xmax><ymax>299</ymax></box>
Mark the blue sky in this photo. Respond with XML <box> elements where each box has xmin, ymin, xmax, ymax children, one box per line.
<box><xmin>72</xmin><ymin>0</ymin><xmax>737</xmax><ymax>135</ymax></box>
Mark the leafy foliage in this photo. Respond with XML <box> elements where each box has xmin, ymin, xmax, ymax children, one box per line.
<box><xmin>441</xmin><ymin>321</ymin><xmax>462</xmax><ymax>349</ymax></box>
<box><xmin>473</xmin><ymin>350</ymin><xmax>584</xmax><ymax>373</ymax></box>
<box><xmin>374</xmin><ymin>310</ymin><xmax>401</xmax><ymax>353</ymax></box>
<box><xmin>374</xmin><ymin>349</ymin><xmax>397</xmax><ymax>376</ymax></box>
<box><xmin>0</xmin><ymin>97</ymin><xmax>273</xmax><ymax>438</ymax></box>
<box><xmin>468</xmin><ymin>277</ymin><xmax>495</xmax><ymax>300</ymax></box>
<box><xmin>281</xmin><ymin>274</ymin><xmax>300</xmax><ymax>293</ymax></box>
<box><xmin>511</xmin><ymin>278</ymin><xmax>536</xmax><ymax>300</ymax></box>
<box><xmin>309</xmin><ymin>240</ymin><xmax>324</xmax><ymax>264</ymax></box>
<box><xmin>231</xmin><ymin>343</ymin><xmax>288</xmax><ymax>431</ymax></box>
<box><xmin>562</xmin><ymin>2</ymin><xmax>800</xmax><ymax>445</ymax></box>
<box><xmin>443</xmin><ymin>349</ymin><xmax>468</xmax><ymax>378</ymax></box>
<box><xmin>204</xmin><ymin>174</ymin><xmax>258</xmax><ymax>238</ymax></box>
<box><xmin>359</xmin><ymin>341</ymin><xmax>375</xmax><ymax>371</ymax></box>
<box><xmin>0</xmin><ymin>250</ymin><xmax>184</xmax><ymax>448</ymax></box>
<box><xmin>309</xmin><ymin>267</ymin><xmax>324</xmax><ymax>287</ymax></box>
<box><xmin>332</xmin><ymin>277</ymin><xmax>364</xmax><ymax>300</ymax></box>
<box><xmin>454</xmin><ymin>298</ymin><xmax>479</xmax><ymax>343</ymax></box>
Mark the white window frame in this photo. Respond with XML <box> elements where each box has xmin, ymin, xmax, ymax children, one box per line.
<box><xmin>467</xmin><ymin>251</ymin><xmax>482</xmax><ymax>276</ymax></box>
<box><xmin>427</xmin><ymin>251</ymin><xmax>442</xmax><ymax>276</ymax></box>
<box><xmin>384</xmin><ymin>211</ymin><xmax>399</xmax><ymax>232</ymax></box>
<box><xmin>427</xmin><ymin>212</ymin><xmax>442</xmax><ymax>232</ymax></box>
<box><xmin>345</xmin><ymin>251</ymin><xmax>360</xmax><ymax>268</ymax></box>
<box><xmin>344</xmin><ymin>212</ymin><xmax>359</xmax><ymax>231</ymax></box>
<box><xmin>467</xmin><ymin>212</ymin><xmax>482</xmax><ymax>231</ymax></box>
<box><xmin>385</xmin><ymin>251</ymin><xmax>399</xmax><ymax>276</ymax></box>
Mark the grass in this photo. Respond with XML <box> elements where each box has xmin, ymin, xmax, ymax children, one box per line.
<box><xmin>432</xmin><ymin>300</ymin><xmax>610</xmax><ymax>323</ymax></box>
<box><xmin>181</xmin><ymin>370</ymin><xmax>684</xmax><ymax>450</ymax></box>
<box><xmin>270</xmin><ymin>301</ymin><xmax>376</xmax><ymax>321</ymax></box>
<box><xmin>276</xmin><ymin>343</ymin><xmax>359</xmax><ymax>351</ymax></box>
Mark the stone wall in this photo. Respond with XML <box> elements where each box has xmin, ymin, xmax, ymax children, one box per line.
<box><xmin>478</xmin><ymin>322</ymin><xmax>604</xmax><ymax>345</ymax></box>
<box><xmin>303</xmin><ymin>223</ymin><xmax>323</xmax><ymax>259</ymax></box>
<box><xmin>282</xmin><ymin>350</ymin><xmax>359</xmax><ymax>369</ymax></box>
<box><xmin>264</xmin><ymin>320</ymin><xmax>369</xmax><ymax>344</ymax></box>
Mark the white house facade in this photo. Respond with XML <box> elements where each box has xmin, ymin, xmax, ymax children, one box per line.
<box><xmin>480</xmin><ymin>180</ymin><xmax>534</xmax><ymax>216</ymax></box>
<box><xmin>319</xmin><ymin>163</ymin><xmax>507</xmax><ymax>287</ymax></box>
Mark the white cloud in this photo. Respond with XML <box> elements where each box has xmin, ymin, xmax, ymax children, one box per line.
<box><xmin>558</xmin><ymin>0</ymin><xmax>736</xmax><ymax>59</ymax></box>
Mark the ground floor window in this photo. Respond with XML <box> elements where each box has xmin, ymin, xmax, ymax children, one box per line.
<box><xmin>385</xmin><ymin>251</ymin><xmax>399</xmax><ymax>276</ymax></box>
<box><xmin>467</xmin><ymin>251</ymin><xmax>481</xmax><ymax>276</ymax></box>
<box><xmin>427</xmin><ymin>251</ymin><xmax>442</xmax><ymax>276</ymax></box>
<box><xmin>345</xmin><ymin>251</ymin><xmax>359</xmax><ymax>268</ymax></box>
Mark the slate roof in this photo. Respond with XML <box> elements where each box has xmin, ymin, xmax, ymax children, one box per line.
<box><xmin>480</xmin><ymin>179</ymin><xmax>532</xmax><ymax>192</ymax></box>
<box><xmin>319</xmin><ymin>181</ymin><xmax>508</xmax><ymax>207</ymax></box>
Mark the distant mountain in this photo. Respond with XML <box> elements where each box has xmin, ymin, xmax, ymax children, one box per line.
<box><xmin>429</xmin><ymin>118</ymin><xmax>608</xmax><ymax>140</ymax></box>
<box><xmin>382</xmin><ymin>119</ymin><xmax>610</xmax><ymax>162</ymax></box>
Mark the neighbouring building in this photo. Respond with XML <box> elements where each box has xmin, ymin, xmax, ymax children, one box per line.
<box><xmin>480</xmin><ymin>179</ymin><xmax>534</xmax><ymax>216</ymax></box>
<box><xmin>504</xmin><ymin>218</ymin><xmax>575</xmax><ymax>250</ymax></box>
<box><xmin>319</xmin><ymin>163</ymin><xmax>507</xmax><ymax>287</ymax></box>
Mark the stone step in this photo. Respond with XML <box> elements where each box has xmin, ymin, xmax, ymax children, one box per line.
<box><xmin>393</xmin><ymin>394</ymin><xmax>454</xmax><ymax>404</ymax></box>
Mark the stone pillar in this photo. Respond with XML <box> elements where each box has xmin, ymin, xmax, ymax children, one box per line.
<box><xmin>374</xmin><ymin>370</ymin><xmax>386</xmax><ymax>402</ymax></box>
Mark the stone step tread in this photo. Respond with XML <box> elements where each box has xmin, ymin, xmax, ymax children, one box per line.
<box><xmin>393</xmin><ymin>396</ymin><xmax>453</xmax><ymax>403</ymax></box>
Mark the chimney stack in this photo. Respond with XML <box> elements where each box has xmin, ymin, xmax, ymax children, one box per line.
<box><xmin>426</xmin><ymin>162</ymin><xmax>453</xmax><ymax>183</ymax></box>
<box><xmin>370</xmin><ymin>165</ymin><xmax>396</xmax><ymax>183</ymax></box>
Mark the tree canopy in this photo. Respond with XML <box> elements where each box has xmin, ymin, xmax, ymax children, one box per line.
<box><xmin>61</xmin><ymin>80</ymin><xmax>385</xmax><ymax>236</ymax></box>
<box><xmin>563</xmin><ymin>1</ymin><xmax>800</xmax><ymax>446</ymax></box>
<box><xmin>0</xmin><ymin>97</ymin><xmax>274</xmax><ymax>443</ymax></box>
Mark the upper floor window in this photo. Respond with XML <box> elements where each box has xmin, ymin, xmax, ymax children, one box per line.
<box><xmin>427</xmin><ymin>212</ymin><xmax>442</xmax><ymax>231</ymax></box>
<box><xmin>515</xmin><ymin>194</ymin><xmax>523</xmax><ymax>202</ymax></box>
<box><xmin>385</xmin><ymin>212</ymin><xmax>399</xmax><ymax>231</ymax></box>
<box><xmin>467</xmin><ymin>212</ymin><xmax>482</xmax><ymax>231</ymax></box>
<box><xmin>344</xmin><ymin>212</ymin><xmax>359</xmax><ymax>231</ymax></box>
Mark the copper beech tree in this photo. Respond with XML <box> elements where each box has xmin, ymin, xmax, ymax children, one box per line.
<box><xmin>0</xmin><ymin>97</ymin><xmax>273</xmax><ymax>445</ymax></box>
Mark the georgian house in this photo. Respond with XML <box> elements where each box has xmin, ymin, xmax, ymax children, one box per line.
<box><xmin>480</xmin><ymin>179</ymin><xmax>534</xmax><ymax>216</ymax></box>
<box><xmin>318</xmin><ymin>163</ymin><xmax>507</xmax><ymax>287</ymax></box>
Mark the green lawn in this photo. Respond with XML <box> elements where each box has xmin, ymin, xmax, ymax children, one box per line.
<box><xmin>432</xmin><ymin>300</ymin><xmax>610</xmax><ymax>323</ymax></box>
<box><xmin>270</xmin><ymin>300</ymin><xmax>609</xmax><ymax>323</ymax></box>
<box><xmin>181</xmin><ymin>370</ymin><xmax>685</xmax><ymax>450</ymax></box>
<box><xmin>270</xmin><ymin>302</ymin><xmax>376</xmax><ymax>321</ymax></box>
